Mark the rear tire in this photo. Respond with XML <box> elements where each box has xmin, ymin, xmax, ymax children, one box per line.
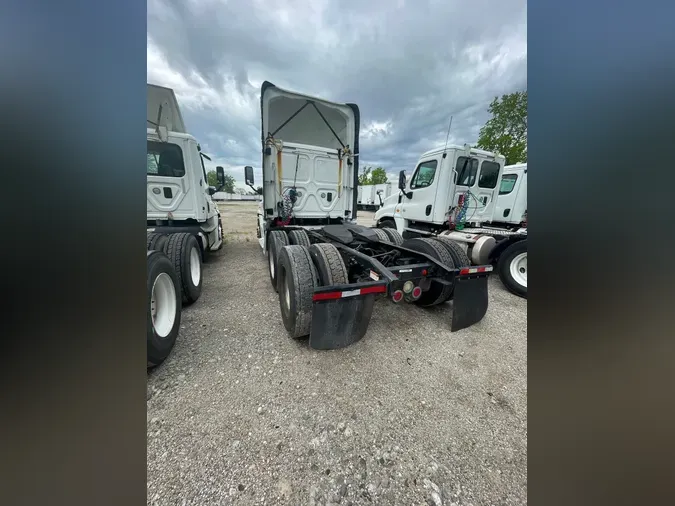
<box><xmin>148</xmin><ymin>233</ymin><xmax>168</xmax><ymax>252</ymax></box>
<box><xmin>382</xmin><ymin>227</ymin><xmax>404</xmax><ymax>246</ymax></box>
<box><xmin>429</xmin><ymin>237</ymin><xmax>470</xmax><ymax>301</ymax></box>
<box><xmin>277</xmin><ymin>245</ymin><xmax>319</xmax><ymax>338</ymax></box>
<box><xmin>401</xmin><ymin>238</ymin><xmax>456</xmax><ymax>306</ymax></box>
<box><xmin>267</xmin><ymin>230</ymin><xmax>288</xmax><ymax>292</ymax></box>
<box><xmin>432</xmin><ymin>236</ymin><xmax>471</xmax><ymax>267</ymax></box>
<box><xmin>147</xmin><ymin>251</ymin><xmax>182</xmax><ymax>368</ymax></box>
<box><xmin>373</xmin><ymin>228</ymin><xmax>390</xmax><ymax>242</ymax></box>
<box><xmin>288</xmin><ymin>229</ymin><xmax>311</xmax><ymax>247</ymax></box>
<box><xmin>309</xmin><ymin>243</ymin><xmax>348</xmax><ymax>286</ymax></box>
<box><xmin>165</xmin><ymin>233</ymin><xmax>203</xmax><ymax>305</ymax></box>
<box><xmin>497</xmin><ymin>240</ymin><xmax>527</xmax><ymax>298</ymax></box>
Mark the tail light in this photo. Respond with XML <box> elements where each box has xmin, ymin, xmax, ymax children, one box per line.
<box><xmin>411</xmin><ymin>286</ymin><xmax>422</xmax><ymax>300</ymax></box>
<box><xmin>392</xmin><ymin>290</ymin><xmax>404</xmax><ymax>303</ymax></box>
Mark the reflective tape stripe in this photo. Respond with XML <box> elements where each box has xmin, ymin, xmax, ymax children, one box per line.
<box><xmin>312</xmin><ymin>285</ymin><xmax>387</xmax><ymax>301</ymax></box>
<box><xmin>459</xmin><ymin>265</ymin><xmax>493</xmax><ymax>275</ymax></box>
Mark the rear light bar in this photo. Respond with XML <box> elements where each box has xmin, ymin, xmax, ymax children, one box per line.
<box><xmin>313</xmin><ymin>285</ymin><xmax>387</xmax><ymax>301</ymax></box>
<box><xmin>459</xmin><ymin>266</ymin><xmax>493</xmax><ymax>275</ymax></box>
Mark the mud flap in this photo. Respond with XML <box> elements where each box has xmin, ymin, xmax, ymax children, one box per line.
<box><xmin>309</xmin><ymin>295</ymin><xmax>377</xmax><ymax>350</ymax></box>
<box><xmin>450</xmin><ymin>275</ymin><xmax>489</xmax><ymax>332</ymax></box>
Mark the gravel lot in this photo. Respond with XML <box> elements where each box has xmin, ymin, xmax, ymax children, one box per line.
<box><xmin>147</xmin><ymin>201</ymin><xmax>527</xmax><ymax>506</ymax></box>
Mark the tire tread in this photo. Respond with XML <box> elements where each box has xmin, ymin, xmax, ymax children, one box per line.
<box><xmin>288</xmin><ymin>229</ymin><xmax>311</xmax><ymax>247</ymax></box>
<box><xmin>309</xmin><ymin>243</ymin><xmax>348</xmax><ymax>285</ymax></box>
<box><xmin>281</xmin><ymin>245</ymin><xmax>318</xmax><ymax>338</ymax></box>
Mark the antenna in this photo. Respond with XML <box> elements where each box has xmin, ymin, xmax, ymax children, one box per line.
<box><xmin>442</xmin><ymin>115</ymin><xmax>453</xmax><ymax>158</ymax></box>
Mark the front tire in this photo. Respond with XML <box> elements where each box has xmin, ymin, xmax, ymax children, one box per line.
<box><xmin>147</xmin><ymin>251</ymin><xmax>181</xmax><ymax>368</ymax></box>
<box><xmin>497</xmin><ymin>240</ymin><xmax>527</xmax><ymax>298</ymax></box>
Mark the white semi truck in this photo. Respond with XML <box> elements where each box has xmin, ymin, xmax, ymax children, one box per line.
<box><xmin>373</xmin><ymin>147</ymin><xmax>527</xmax><ymax>298</ymax></box>
<box><xmin>250</xmin><ymin>81</ymin><xmax>494</xmax><ymax>350</ymax></box>
<box><xmin>145</xmin><ymin>83</ymin><xmax>227</xmax><ymax>367</ymax></box>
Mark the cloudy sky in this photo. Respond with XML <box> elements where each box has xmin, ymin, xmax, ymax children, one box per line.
<box><xmin>148</xmin><ymin>0</ymin><xmax>527</xmax><ymax>188</ymax></box>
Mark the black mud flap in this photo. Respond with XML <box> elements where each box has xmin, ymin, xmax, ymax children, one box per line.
<box><xmin>450</xmin><ymin>275</ymin><xmax>489</xmax><ymax>332</ymax></box>
<box><xmin>309</xmin><ymin>295</ymin><xmax>377</xmax><ymax>350</ymax></box>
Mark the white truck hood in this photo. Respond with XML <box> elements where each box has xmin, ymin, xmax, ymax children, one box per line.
<box><xmin>148</xmin><ymin>83</ymin><xmax>186</xmax><ymax>134</ymax></box>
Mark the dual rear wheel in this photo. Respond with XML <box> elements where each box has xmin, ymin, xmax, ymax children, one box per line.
<box><xmin>146</xmin><ymin>231</ymin><xmax>204</xmax><ymax>368</ymax></box>
<box><xmin>267</xmin><ymin>230</ymin><xmax>349</xmax><ymax>339</ymax></box>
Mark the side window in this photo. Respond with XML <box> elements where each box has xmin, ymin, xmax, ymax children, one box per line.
<box><xmin>147</xmin><ymin>153</ymin><xmax>159</xmax><ymax>175</ymax></box>
<box><xmin>499</xmin><ymin>174</ymin><xmax>518</xmax><ymax>194</ymax></box>
<box><xmin>147</xmin><ymin>140</ymin><xmax>186</xmax><ymax>177</ymax></box>
<box><xmin>410</xmin><ymin>160</ymin><xmax>438</xmax><ymax>189</ymax></box>
<box><xmin>478</xmin><ymin>161</ymin><xmax>500</xmax><ymax>189</ymax></box>
<box><xmin>456</xmin><ymin>156</ymin><xmax>478</xmax><ymax>186</ymax></box>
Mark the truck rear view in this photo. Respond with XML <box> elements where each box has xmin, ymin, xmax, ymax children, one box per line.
<box><xmin>254</xmin><ymin>82</ymin><xmax>492</xmax><ymax>349</ymax></box>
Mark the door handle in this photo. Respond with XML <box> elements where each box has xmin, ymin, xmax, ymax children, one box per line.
<box><xmin>425</xmin><ymin>205</ymin><xmax>432</xmax><ymax>216</ymax></box>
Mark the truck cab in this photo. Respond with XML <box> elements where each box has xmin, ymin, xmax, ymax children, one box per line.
<box><xmin>254</xmin><ymin>81</ymin><xmax>359</xmax><ymax>251</ymax></box>
<box><xmin>374</xmin><ymin>145</ymin><xmax>505</xmax><ymax>235</ymax></box>
<box><xmin>147</xmin><ymin>83</ymin><xmax>223</xmax><ymax>254</ymax></box>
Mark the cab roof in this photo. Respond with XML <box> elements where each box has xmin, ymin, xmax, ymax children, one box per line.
<box><xmin>419</xmin><ymin>145</ymin><xmax>501</xmax><ymax>160</ymax></box>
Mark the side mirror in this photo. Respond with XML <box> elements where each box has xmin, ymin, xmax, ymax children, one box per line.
<box><xmin>398</xmin><ymin>170</ymin><xmax>406</xmax><ymax>191</ymax></box>
<box><xmin>216</xmin><ymin>166</ymin><xmax>225</xmax><ymax>186</ymax></box>
<box><xmin>377</xmin><ymin>190</ymin><xmax>383</xmax><ymax>195</ymax></box>
<box><xmin>207</xmin><ymin>186</ymin><xmax>217</xmax><ymax>196</ymax></box>
<box><xmin>244</xmin><ymin>165</ymin><xmax>254</xmax><ymax>186</ymax></box>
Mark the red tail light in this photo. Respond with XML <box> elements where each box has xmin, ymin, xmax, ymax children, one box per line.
<box><xmin>392</xmin><ymin>290</ymin><xmax>404</xmax><ymax>303</ymax></box>
<box><xmin>411</xmin><ymin>286</ymin><xmax>422</xmax><ymax>299</ymax></box>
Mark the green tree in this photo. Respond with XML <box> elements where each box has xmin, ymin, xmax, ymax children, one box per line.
<box><xmin>370</xmin><ymin>167</ymin><xmax>388</xmax><ymax>184</ymax></box>
<box><xmin>476</xmin><ymin>90</ymin><xmax>527</xmax><ymax>165</ymax></box>
<box><xmin>358</xmin><ymin>166</ymin><xmax>372</xmax><ymax>185</ymax></box>
<box><xmin>206</xmin><ymin>170</ymin><xmax>235</xmax><ymax>193</ymax></box>
<box><xmin>359</xmin><ymin>166</ymin><xmax>388</xmax><ymax>185</ymax></box>
<box><xmin>206</xmin><ymin>170</ymin><xmax>218</xmax><ymax>187</ymax></box>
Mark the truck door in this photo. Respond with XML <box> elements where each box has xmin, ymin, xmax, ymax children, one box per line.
<box><xmin>400</xmin><ymin>157</ymin><xmax>440</xmax><ymax>223</ymax></box>
<box><xmin>471</xmin><ymin>159</ymin><xmax>502</xmax><ymax>223</ymax></box>
<box><xmin>495</xmin><ymin>171</ymin><xmax>519</xmax><ymax>223</ymax></box>
<box><xmin>147</xmin><ymin>139</ymin><xmax>193</xmax><ymax>221</ymax></box>
<box><xmin>451</xmin><ymin>155</ymin><xmax>502</xmax><ymax>225</ymax></box>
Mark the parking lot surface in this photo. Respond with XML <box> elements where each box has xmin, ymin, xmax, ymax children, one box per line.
<box><xmin>147</xmin><ymin>201</ymin><xmax>527</xmax><ymax>506</ymax></box>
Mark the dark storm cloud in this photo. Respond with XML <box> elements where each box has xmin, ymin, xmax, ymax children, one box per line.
<box><xmin>148</xmin><ymin>0</ymin><xmax>526</xmax><ymax>183</ymax></box>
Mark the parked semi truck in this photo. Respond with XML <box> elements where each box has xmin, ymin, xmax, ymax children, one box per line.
<box><xmin>253</xmin><ymin>81</ymin><xmax>494</xmax><ymax>350</ymax></box>
<box><xmin>373</xmin><ymin>148</ymin><xmax>527</xmax><ymax>298</ymax></box>
<box><xmin>146</xmin><ymin>83</ymin><xmax>227</xmax><ymax>367</ymax></box>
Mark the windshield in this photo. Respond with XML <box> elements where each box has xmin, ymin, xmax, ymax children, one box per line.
<box><xmin>148</xmin><ymin>141</ymin><xmax>185</xmax><ymax>177</ymax></box>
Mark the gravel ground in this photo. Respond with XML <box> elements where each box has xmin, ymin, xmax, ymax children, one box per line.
<box><xmin>147</xmin><ymin>201</ymin><xmax>527</xmax><ymax>506</ymax></box>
